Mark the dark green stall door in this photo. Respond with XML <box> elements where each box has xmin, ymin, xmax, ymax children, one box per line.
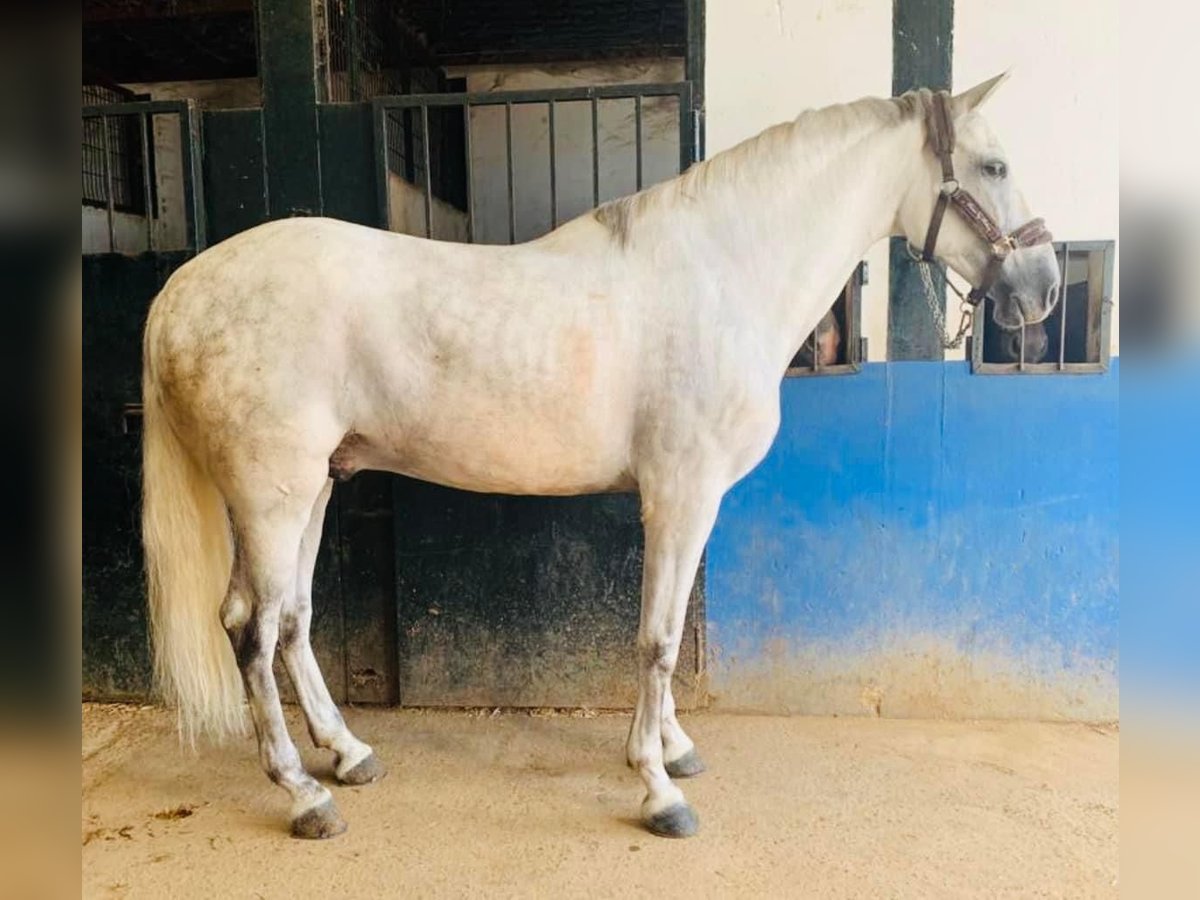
<box><xmin>83</xmin><ymin>252</ymin><xmax>376</xmax><ymax>706</ymax></box>
<box><xmin>83</xmin><ymin>253</ymin><xmax>185</xmax><ymax>698</ymax></box>
<box><xmin>393</xmin><ymin>480</ymin><xmax>704</xmax><ymax>709</ymax></box>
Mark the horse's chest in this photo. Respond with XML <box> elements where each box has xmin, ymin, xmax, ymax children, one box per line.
<box><xmin>638</xmin><ymin>368</ymin><xmax>781</xmax><ymax>483</ymax></box>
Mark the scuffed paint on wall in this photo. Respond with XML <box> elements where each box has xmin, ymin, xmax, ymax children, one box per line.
<box><xmin>710</xmin><ymin>631</ymin><xmax>1116</xmax><ymax>721</ymax></box>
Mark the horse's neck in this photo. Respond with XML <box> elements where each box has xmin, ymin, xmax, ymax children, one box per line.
<box><xmin>676</xmin><ymin>107</ymin><xmax>924</xmax><ymax>372</ymax></box>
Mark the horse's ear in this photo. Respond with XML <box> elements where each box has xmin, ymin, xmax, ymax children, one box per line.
<box><xmin>950</xmin><ymin>71</ymin><xmax>1011</xmax><ymax>118</ymax></box>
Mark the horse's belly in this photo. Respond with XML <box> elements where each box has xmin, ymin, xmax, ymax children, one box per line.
<box><xmin>340</xmin><ymin>405</ymin><xmax>635</xmax><ymax>496</ymax></box>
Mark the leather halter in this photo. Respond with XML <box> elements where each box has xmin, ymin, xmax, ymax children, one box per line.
<box><xmin>918</xmin><ymin>89</ymin><xmax>1053</xmax><ymax>305</ymax></box>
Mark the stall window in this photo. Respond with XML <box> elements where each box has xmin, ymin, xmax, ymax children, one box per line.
<box><xmin>786</xmin><ymin>261</ymin><xmax>867</xmax><ymax>376</ymax></box>
<box><xmin>970</xmin><ymin>240</ymin><xmax>1114</xmax><ymax>374</ymax></box>
<box><xmin>82</xmin><ymin>83</ymin><xmax>155</xmax><ymax>217</ymax></box>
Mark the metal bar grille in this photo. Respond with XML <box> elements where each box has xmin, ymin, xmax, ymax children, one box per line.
<box><xmin>421</xmin><ymin>104</ymin><xmax>433</xmax><ymax>239</ymax></box>
<box><xmin>505</xmin><ymin>101</ymin><xmax>516</xmax><ymax>244</ymax></box>
<box><xmin>101</xmin><ymin>114</ymin><xmax>116</xmax><ymax>251</ymax></box>
<box><xmin>377</xmin><ymin>83</ymin><xmax>694</xmax><ymax>107</ymax></box>
<box><xmin>1057</xmin><ymin>240</ymin><xmax>1070</xmax><ymax>371</ymax></box>
<box><xmin>323</xmin><ymin>0</ymin><xmax>407</xmax><ymax>102</ymax></box>
<box><xmin>634</xmin><ymin>95</ymin><xmax>644</xmax><ymax>191</ymax></box>
<box><xmin>547</xmin><ymin>100</ymin><xmax>558</xmax><ymax>229</ymax></box>
<box><xmin>590</xmin><ymin>96</ymin><xmax>600</xmax><ymax>208</ymax></box>
<box><xmin>139</xmin><ymin>113</ymin><xmax>154</xmax><ymax>252</ymax></box>
<box><xmin>969</xmin><ymin>240</ymin><xmax>1115</xmax><ymax>374</ymax></box>
<box><xmin>179</xmin><ymin>101</ymin><xmax>206</xmax><ymax>252</ymax></box>
<box><xmin>463</xmin><ymin>103</ymin><xmax>476</xmax><ymax>241</ymax></box>
<box><xmin>374</xmin><ymin>83</ymin><xmax>693</xmax><ymax>247</ymax></box>
<box><xmin>82</xmin><ymin>99</ymin><xmax>205</xmax><ymax>255</ymax></box>
<box><xmin>82</xmin><ymin>86</ymin><xmax>149</xmax><ymax>218</ymax></box>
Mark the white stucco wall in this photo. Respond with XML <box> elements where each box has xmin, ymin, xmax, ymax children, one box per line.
<box><xmin>705</xmin><ymin>0</ymin><xmax>893</xmax><ymax>358</ymax></box>
<box><xmin>953</xmin><ymin>1</ymin><xmax>1119</xmax><ymax>354</ymax></box>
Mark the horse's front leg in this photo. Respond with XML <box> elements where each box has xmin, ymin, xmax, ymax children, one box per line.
<box><xmin>626</xmin><ymin>482</ymin><xmax>722</xmax><ymax>838</ymax></box>
<box><xmin>630</xmin><ymin>641</ymin><xmax>706</xmax><ymax>779</ymax></box>
<box><xmin>661</xmin><ymin>681</ymin><xmax>706</xmax><ymax>778</ymax></box>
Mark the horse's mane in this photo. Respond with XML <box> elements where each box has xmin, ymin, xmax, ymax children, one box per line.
<box><xmin>593</xmin><ymin>93</ymin><xmax>922</xmax><ymax>246</ymax></box>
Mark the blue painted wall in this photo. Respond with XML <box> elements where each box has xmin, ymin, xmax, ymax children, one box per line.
<box><xmin>705</xmin><ymin>360</ymin><xmax>1120</xmax><ymax>718</ymax></box>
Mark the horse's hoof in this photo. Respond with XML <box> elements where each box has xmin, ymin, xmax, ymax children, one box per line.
<box><xmin>645</xmin><ymin>802</ymin><xmax>700</xmax><ymax>838</ymax></box>
<box><xmin>290</xmin><ymin>799</ymin><xmax>348</xmax><ymax>839</ymax></box>
<box><xmin>338</xmin><ymin>752</ymin><xmax>387</xmax><ymax>786</ymax></box>
<box><xmin>664</xmin><ymin>748</ymin><xmax>706</xmax><ymax>779</ymax></box>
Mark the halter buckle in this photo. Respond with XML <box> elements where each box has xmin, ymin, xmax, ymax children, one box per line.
<box><xmin>939</xmin><ymin>179</ymin><xmax>959</xmax><ymax>197</ymax></box>
<box><xmin>991</xmin><ymin>236</ymin><xmax>1016</xmax><ymax>258</ymax></box>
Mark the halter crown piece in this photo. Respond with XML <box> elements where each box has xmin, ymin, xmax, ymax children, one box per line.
<box><xmin>917</xmin><ymin>89</ymin><xmax>1053</xmax><ymax>306</ymax></box>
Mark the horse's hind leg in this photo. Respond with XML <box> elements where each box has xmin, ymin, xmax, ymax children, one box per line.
<box><xmin>280</xmin><ymin>478</ymin><xmax>385</xmax><ymax>785</ymax></box>
<box><xmin>625</xmin><ymin>480</ymin><xmax>722</xmax><ymax>838</ymax></box>
<box><xmin>224</xmin><ymin>500</ymin><xmax>346</xmax><ymax>839</ymax></box>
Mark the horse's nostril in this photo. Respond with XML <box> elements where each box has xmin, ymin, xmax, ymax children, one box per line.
<box><xmin>1045</xmin><ymin>284</ymin><xmax>1060</xmax><ymax>311</ymax></box>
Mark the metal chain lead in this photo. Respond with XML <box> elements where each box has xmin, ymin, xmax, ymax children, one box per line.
<box><xmin>910</xmin><ymin>249</ymin><xmax>974</xmax><ymax>350</ymax></box>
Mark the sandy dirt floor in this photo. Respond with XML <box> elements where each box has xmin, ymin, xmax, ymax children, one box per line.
<box><xmin>82</xmin><ymin>703</ymin><xmax>1117</xmax><ymax>898</ymax></box>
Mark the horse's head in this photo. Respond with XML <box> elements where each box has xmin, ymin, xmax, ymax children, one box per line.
<box><xmin>898</xmin><ymin>73</ymin><xmax>1061</xmax><ymax>331</ymax></box>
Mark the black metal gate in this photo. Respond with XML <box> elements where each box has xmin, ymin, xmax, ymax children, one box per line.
<box><xmin>373</xmin><ymin>82</ymin><xmax>695</xmax><ymax>239</ymax></box>
<box><xmin>371</xmin><ymin>83</ymin><xmax>706</xmax><ymax>708</ymax></box>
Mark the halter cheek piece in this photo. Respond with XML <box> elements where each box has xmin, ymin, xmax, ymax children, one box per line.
<box><xmin>917</xmin><ymin>89</ymin><xmax>1053</xmax><ymax>305</ymax></box>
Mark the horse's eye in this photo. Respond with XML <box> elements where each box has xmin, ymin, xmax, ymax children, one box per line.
<box><xmin>983</xmin><ymin>160</ymin><xmax>1008</xmax><ymax>179</ymax></box>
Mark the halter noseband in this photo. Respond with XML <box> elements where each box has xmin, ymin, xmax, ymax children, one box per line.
<box><xmin>917</xmin><ymin>89</ymin><xmax>1052</xmax><ymax>305</ymax></box>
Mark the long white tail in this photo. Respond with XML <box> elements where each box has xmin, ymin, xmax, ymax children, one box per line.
<box><xmin>141</xmin><ymin>353</ymin><xmax>245</xmax><ymax>743</ymax></box>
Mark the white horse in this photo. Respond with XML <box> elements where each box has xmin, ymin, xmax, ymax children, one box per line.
<box><xmin>141</xmin><ymin>74</ymin><xmax>1059</xmax><ymax>839</ymax></box>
